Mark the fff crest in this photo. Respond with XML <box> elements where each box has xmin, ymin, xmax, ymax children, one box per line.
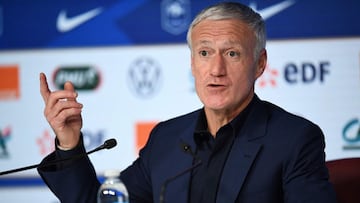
<box><xmin>161</xmin><ymin>0</ymin><xmax>191</xmax><ymax>35</ymax></box>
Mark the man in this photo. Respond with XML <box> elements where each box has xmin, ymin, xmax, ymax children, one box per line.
<box><xmin>38</xmin><ymin>2</ymin><xmax>337</xmax><ymax>203</ymax></box>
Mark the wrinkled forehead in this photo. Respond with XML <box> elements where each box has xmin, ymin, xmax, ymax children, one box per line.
<box><xmin>191</xmin><ymin>19</ymin><xmax>256</xmax><ymax>44</ymax></box>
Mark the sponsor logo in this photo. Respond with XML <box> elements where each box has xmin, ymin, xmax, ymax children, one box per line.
<box><xmin>135</xmin><ymin>121</ymin><xmax>157</xmax><ymax>153</ymax></box>
<box><xmin>342</xmin><ymin>118</ymin><xmax>360</xmax><ymax>150</ymax></box>
<box><xmin>256</xmin><ymin>61</ymin><xmax>331</xmax><ymax>89</ymax></box>
<box><xmin>82</xmin><ymin>130</ymin><xmax>105</xmax><ymax>151</ymax></box>
<box><xmin>161</xmin><ymin>0</ymin><xmax>191</xmax><ymax>35</ymax></box>
<box><xmin>257</xmin><ymin>64</ymin><xmax>279</xmax><ymax>88</ymax></box>
<box><xmin>284</xmin><ymin>61</ymin><xmax>330</xmax><ymax>84</ymax></box>
<box><xmin>37</xmin><ymin>130</ymin><xmax>55</xmax><ymax>156</ymax></box>
<box><xmin>128</xmin><ymin>57</ymin><xmax>163</xmax><ymax>98</ymax></box>
<box><xmin>0</xmin><ymin>65</ymin><xmax>20</xmax><ymax>100</ymax></box>
<box><xmin>53</xmin><ymin>65</ymin><xmax>101</xmax><ymax>90</ymax></box>
<box><xmin>0</xmin><ymin>125</ymin><xmax>11</xmax><ymax>158</ymax></box>
<box><xmin>57</xmin><ymin>7</ymin><xmax>103</xmax><ymax>33</ymax></box>
<box><xmin>250</xmin><ymin>0</ymin><xmax>296</xmax><ymax>20</ymax></box>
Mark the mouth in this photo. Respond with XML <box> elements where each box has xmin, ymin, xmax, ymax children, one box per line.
<box><xmin>209</xmin><ymin>84</ymin><xmax>222</xmax><ymax>87</ymax></box>
<box><xmin>207</xmin><ymin>83</ymin><xmax>226</xmax><ymax>89</ymax></box>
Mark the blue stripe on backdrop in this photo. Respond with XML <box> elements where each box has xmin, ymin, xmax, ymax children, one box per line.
<box><xmin>0</xmin><ymin>176</ymin><xmax>106</xmax><ymax>187</ymax></box>
<box><xmin>0</xmin><ymin>177</ymin><xmax>47</xmax><ymax>187</ymax></box>
<box><xmin>0</xmin><ymin>0</ymin><xmax>359</xmax><ymax>50</ymax></box>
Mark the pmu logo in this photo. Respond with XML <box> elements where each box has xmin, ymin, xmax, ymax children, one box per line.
<box><xmin>161</xmin><ymin>0</ymin><xmax>191</xmax><ymax>35</ymax></box>
<box><xmin>128</xmin><ymin>57</ymin><xmax>162</xmax><ymax>99</ymax></box>
<box><xmin>53</xmin><ymin>65</ymin><xmax>101</xmax><ymax>90</ymax></box>
<box><xmin>342</xmin><ymin>118</ymin><xmax>360</xmax><ymax>150</ymax></box>
<box><xmin>0</xmin><ymin>126</ymin><xmax>11</xmax><ymax>158</ymax></box>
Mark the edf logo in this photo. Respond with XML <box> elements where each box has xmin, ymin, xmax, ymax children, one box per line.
<box><xmin>82</xmin><ymin>130</ymin><xmax>105</xmax><ymax>151</ymax></box>
<box><xmin>284</xmin><ymin>61</ymin><xmax>330</xmax><ymax>84</ymax></box>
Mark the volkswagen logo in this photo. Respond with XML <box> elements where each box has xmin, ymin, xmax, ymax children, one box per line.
<box><xmin>128</xmin><ymin>57</ymin><xmax>162</xmax><ymax>99</ymax></box>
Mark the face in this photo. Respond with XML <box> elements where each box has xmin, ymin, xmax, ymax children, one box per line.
<box><xmin>191</xmin><ymin>19</ymin><xmax>266</xmax><ymax>116</ymax></box>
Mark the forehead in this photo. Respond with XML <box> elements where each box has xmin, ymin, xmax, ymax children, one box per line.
<box><xmin>191</xmin><ymin>19</ymin><xmax>255</xmax><ymax>46</ymax></box>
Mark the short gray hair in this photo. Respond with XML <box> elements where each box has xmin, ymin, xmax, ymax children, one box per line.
<box><xmin>186</xmin><ymin>2</ymin><xmax>266</xmax><ymax>59</ymax></box>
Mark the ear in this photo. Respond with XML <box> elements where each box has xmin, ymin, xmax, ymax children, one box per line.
<box><xmin>255</xmin><ymin>49</ymin><xmax>267</xmax><ymax>79</ymax></box>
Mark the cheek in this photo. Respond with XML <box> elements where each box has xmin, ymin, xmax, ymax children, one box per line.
<box><xmin>191</xmin><ymin>61</ymin><xmax>206</xmax><ymax>80</ymax></box>
<box><xmin>231</xmin><ymin>68</ymin><xmax>256</xmax><ymax>89</ymax></box>
<box><xmin>191</xmin><ymin>57</ymin><xmax>203</xmax><ymax>78</ymax></box>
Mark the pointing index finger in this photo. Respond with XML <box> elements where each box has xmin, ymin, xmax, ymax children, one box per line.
<box><xmin>40</xmin><ymin>72</ymin><xmax>50</xmax><ymax>103</ymax></box>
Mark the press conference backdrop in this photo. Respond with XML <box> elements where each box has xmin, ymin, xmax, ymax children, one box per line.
<box><xmin>0</xmin><ymin>0</ymin><xmax>359</xmax><ymax>202</ymax></box>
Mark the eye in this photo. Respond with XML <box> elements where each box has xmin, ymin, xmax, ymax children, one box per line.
<box><xmin>199</xmin><ymin>50</ymin><xmax>208</xmax><ymax>57</ymax></box>
<box><xmin>228</xmin><ymin>50</ymin><xmax>239</xmax><ymax>57</ymax></box>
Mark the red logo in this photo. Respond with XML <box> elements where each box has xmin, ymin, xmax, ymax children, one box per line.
<box><xmin>135</xmin><ymin>121</ymin><xmax>158</xmax><ymax>154</ymax></box>
<box><xmin>0</xmin><ymin>65</ymin><xmax>20</xmax><ymax>100</ymax></box>
<box><xmin>257</xmin><ymin>64</ymin><xmax>279</xmax><ymax>88</ymax></box>
<box><xmin>37</xmin><ymin>130</ymin><xmax>55</xmax><ymax>156</ymax></box>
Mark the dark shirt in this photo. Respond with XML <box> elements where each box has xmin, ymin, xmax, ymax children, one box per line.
<box><xmin>189</xmin><ymin>99</ymin><xmax>253</xmax><ymax>203</ymax></box>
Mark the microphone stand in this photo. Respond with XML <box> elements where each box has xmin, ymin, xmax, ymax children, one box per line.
<box><xmin>159</xmin><ymin>142</ymin><xmax>202</xmax><ymax>203</ymax></box>
<box><xmin>0</xmin><ymin>138</ymin><xmax>117</xmax><ymax>176</ymax></box>
<box><xmin>159</xmin><ymin>160</ymin><xmax>202</xmax><ymax>203</ymax></box>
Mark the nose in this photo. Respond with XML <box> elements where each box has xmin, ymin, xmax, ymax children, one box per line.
<box><xmin>210</xmin><ymin>54</ymin><xmax>226</xmax><ymax>77</ymax></box>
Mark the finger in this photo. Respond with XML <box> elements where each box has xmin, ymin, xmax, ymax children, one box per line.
<box><xmin>64</xmin><ymin>81</ymin><xmax>75</xmax><ymax>92</ymax></box>
<box><xmin>46</xmin><ymin>108</ymin><xmax>83</xmax><ymax>142</ymax></box>
<box><xmin>63</xmin><ymin>81</ymin><xmax>77</xmax><ymax>101</ymax></box>
<box><xmin>49</xmin><ymin>104</ymin><xmax>82</xmax><ymax>124</ymax></box>
<box><xmin>45</xmin><ymin>99</ymin><xmax>83</xmax><ymax>125</ymax></box>
<box><xmin>40</xmin><ymin>72</ymin><xmax>51</xmax><ymax>103</ymax></box>
<box><xmin>44</xmin><ymin>90</ymin><xmax>78</xmax><ymax>111</ymax></box>
<box><xmin>45</xmin><ymin>81</ymin><xmax>77</xmax><ymax>108</ymax></box>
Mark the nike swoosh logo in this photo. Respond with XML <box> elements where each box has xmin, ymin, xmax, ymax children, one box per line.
<box><xmin>57</xmin><ymin>7</ymin><xmax>103</xmax><ymax>33</ymax></box>
<box><xmin>250</xmin><ymin>0</ymin><xmax>296</xmax><ymax>20</ymax></box>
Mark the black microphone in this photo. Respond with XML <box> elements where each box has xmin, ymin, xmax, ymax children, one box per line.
<box><xmin>0</xmin><ymin>138</ymin><xmax>117</xmax><ymax>176</ymax></box>
<box><xmin>159</xmin><ymin>142</ymin><xmax>202</xmax><ymax>203</ymax></box>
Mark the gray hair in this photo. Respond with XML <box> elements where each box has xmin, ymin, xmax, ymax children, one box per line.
<box><xmin>186</xmin><ymin>2</ymin><xmax>266</xmax><ymax>59</ymax></box>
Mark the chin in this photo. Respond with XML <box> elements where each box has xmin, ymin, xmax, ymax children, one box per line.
<box><xmin>204</xmin><ymin>101</ymin><xmax>228</xmax><ymax>111</ymax></box>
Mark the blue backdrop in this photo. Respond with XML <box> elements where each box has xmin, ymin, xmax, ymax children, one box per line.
<box><xmin>1</xmin><ymin>0</ymin><xmax>359</xmax><ymax>49</ymax></box>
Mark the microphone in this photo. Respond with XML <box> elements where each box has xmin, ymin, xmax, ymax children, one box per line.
<box><xmin>0</xmin><ymin>138</ymin><xmax>117</xmax><ymax>176</ymax></box>
<box><xmin>85</xmin><ymin>138</ymin><xmax>117</xmax><ymax>154</ymax></box>
<box><xmin>159</xmin><ymin>142</ymin><xmax>202</xmax><ymax>203</ymax></box>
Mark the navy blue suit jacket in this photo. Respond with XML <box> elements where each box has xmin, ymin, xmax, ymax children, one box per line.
<box><xmin>38</xmin><ymin>96</ymin><xmax>337</xmax><ymax>203</ymax></box>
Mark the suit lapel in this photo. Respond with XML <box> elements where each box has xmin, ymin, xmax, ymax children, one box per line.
<box><xmin>159</xmin><ymin>115</ymin><xmax>198</xmax><ymax>203</ymax></box>
<box><xmin>216</xmin><ymin>97</ymin><xmax>269</xmax><ymax>202</ymax></box>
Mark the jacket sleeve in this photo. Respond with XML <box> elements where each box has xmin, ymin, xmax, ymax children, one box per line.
<box><xmin>282</xmin><ymin>124</ymin><xmax>337</xmax><ymax>203</ymax></box>
<box><xmin>37</xmin><ymin>135</ymin><xmax>100</xmax><ymax>203</ymax></box>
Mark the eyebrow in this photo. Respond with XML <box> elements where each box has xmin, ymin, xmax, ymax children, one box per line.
<box><xmin>194</xmin><ymin>40</ymin><xmax>212</xmax><ymax>47</ymax></box>
<box><xmin>194</xmin><ymin>40</ymin><xmax>243</xmax><ymax>49</ymax></box>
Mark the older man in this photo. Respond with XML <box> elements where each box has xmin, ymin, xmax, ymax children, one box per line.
<box><xmin>38</xmin><ymin>2</ymin><xmax>336</xmax><ymax>203</ymax></box>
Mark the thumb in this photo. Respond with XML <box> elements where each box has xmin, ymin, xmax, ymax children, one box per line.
<box><xmin>63</xmin><ymin>81</ymin><xmax>77</xmax><ymax>100</ymax></box>
<box><xmin>64</xmin><ymin>81</ymin><xmax>75</xmax><ymax>92</ymax></box>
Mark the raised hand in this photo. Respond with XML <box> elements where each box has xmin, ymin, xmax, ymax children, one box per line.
<box><xmin>40</xmin><ymin>73</ymin><xmax>83</xmax><ymax>150</ymax></box>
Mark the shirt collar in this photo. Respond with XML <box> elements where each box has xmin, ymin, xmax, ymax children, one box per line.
<box><xmin>193</xmin><ymin>96</ymin><xmax>255</xmax><ymax>145</ymax></box>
